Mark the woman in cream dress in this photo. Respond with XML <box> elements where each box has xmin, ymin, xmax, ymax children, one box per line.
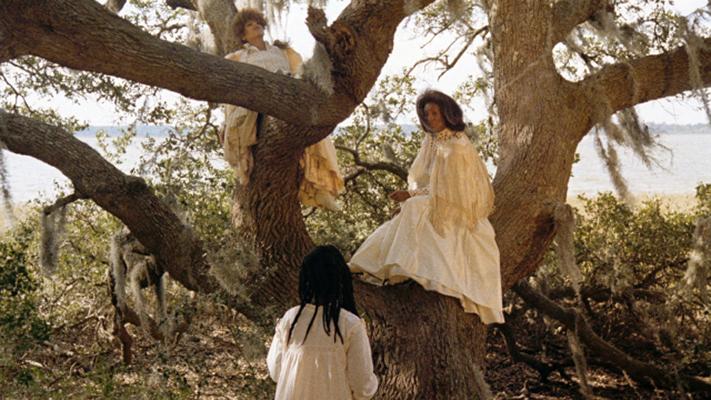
<box><xmin>221</xmin><ymin>9</ymin><xmax>343</xmax><ymax>210</ymax></box>
<box><xmin>349</xmin><ymin>90</ymin><xmax>504</xmax><ymax>324</ymax></box>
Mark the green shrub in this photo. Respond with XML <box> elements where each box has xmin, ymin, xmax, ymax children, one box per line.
<box><xmin>0</xmin><ymin>220</ymin><xmax>51</xmax><ymax>384</ymax></box>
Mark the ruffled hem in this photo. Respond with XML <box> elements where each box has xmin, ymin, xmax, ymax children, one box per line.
<box><xmin>299</xmin><ymin>139</ymin><xmax>344</xmax><ymax>209</ymax></box>
<box><xmin>354</xmin><ymin>263</ymin><xmax>504</xmax><ymax>324</ymax></box>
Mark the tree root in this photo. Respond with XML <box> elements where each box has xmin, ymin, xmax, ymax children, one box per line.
<box><xmin>513</xmin><ymin>281</ymin><xmax>711</xmax><ymax>392</ymax></box>
<box><xmin>494</xmin><ymin>320</ymin><xmax>573</xmax><ymax>382</ymax></box>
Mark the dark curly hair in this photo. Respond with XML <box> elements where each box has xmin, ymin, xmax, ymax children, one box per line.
<box><xmin>416</xmin><ymin>89</ymin><xmax>467</xmax><ymax>133</ymax></box>
<box><xmin>231</xmin><ymin>8</ymin><xmax>267</xmax><ymax>40</ymax></box>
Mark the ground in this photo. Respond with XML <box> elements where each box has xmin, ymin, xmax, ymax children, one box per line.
<box><xmin>4</xmin><ymin>289</ymin><xmax>705</xmax><ymax>399</ymax></box>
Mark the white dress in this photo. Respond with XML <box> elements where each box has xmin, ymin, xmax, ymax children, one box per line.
<box><xmin>349</xmin><ymin>129</ymin><xmax>504</xmax><ymax>324</ymax></box>
<box><xmin>267</xmin><ymin>304</ymin><xmax>379</xmax><ymax>400</ymax></box>
<box><xmin>223</xmin><ymin>43</ymin><xmax>344</xmax><ymax>210</ymax></box>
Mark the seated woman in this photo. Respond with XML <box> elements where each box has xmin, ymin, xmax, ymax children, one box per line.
<box><xmin>221</xmin><ymin>8</ymin><xmax>344</xmax><ymax>211</ymax></box>
<box><xmin>349</xmin><ymin>90</ymin><xmax>504</xmax><ymax>324</ymax></box>
<box><xmin>267</xmin><ymin>245</ymin><xmax>379</xmax><ymax>400</ymax></box>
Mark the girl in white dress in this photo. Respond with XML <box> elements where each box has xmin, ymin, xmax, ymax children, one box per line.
<box><xmin>267</xmin><ymin>245</ymin><xmax>379</xmax><ymax>400</ymax></box>
<box><xmin>221</xmin><ymin>9</ymin><xmax>344</xmax><ymax>211</ymax></box>
<box><xmin>349</xmin><ymin>90</ymin><xmax>504</xmax><ymax>324</ymax></box>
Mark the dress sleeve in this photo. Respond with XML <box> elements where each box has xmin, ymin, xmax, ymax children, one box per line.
<box><xmin>428</xmin><ymin>135</ymin><xmax>494</xmax><ymax>234</ymax></box>
<box><xmin>224</xmin><ymin>51</ymin><xmax>241</xmax><ymax>62</ymax></box>
<box><xmin>266</xmin><ymin>317</ymin><xmax>286</xmax><ymax>383</ymax></box>
<box><xmin>283</xmin><ymin>48</ymin><xmax>303</xmax><ymax>76</ymax></box>
<box><xmin>346</xmin><ymin>319</ymin><xmax>379</xmax><ymax>399</ymax></box>
<box><xmin>407</xmin><ymin>134</ymin><xmax>434</xmax><ymax>195</ymax></box>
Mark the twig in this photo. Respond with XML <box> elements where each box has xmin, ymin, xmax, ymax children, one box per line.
<box><xmin>43</xmin><ymin>192</ymin><xmax>87</xmax><ymax>216</ymax></box>
<box><xmin>0</xmin><ymin>71</ymin><xmax>32</xmax><ymax>112</ymax></box>
<box><xmin>335</xmin><ymin>144</ymin><xmax>407</xmax><ymax>181</ymax></box>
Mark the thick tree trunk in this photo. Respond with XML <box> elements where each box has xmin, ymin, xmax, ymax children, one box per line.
<box><xmin>361</xmin><ymin>284</ymin><xmax>488</xmax><ymax>399</ymax></box>
<box><xmin>231</xmin><ymin>120</ymin><xmax>315</xmax><ymax>309</ymax></box>
<box><xmin>489</xmin><ymin>1</ymin><xmax>592</xmax><ymax>289</ymax></box>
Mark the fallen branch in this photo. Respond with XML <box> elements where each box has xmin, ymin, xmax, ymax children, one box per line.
<box><xmin>494</xmin><ymin>321</ymin><xmax>572</xmax><ymax>382</ymax></box>
<box><xmin>513</xmin><ymin>280</ymin><xmax>711</xmax><ymax>392</ymax></box>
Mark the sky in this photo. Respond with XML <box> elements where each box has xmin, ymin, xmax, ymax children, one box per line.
<box><xmin>54</xmin><ymin>0</ymin><xmax>711</xmax><ymax>126</ymax></box>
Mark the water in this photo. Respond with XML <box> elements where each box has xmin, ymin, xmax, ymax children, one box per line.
<box><xmin>2</xmin><ymin>131</ymin><xmax>711</xmax><ymax>204</ymax></box>
<box><xmin>570</xmin><ymin>133</ymin><xmax>711</xmax><ymax>196</ymax></box>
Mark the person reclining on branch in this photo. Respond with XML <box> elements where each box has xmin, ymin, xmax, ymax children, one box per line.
<box><xmin>349</xmin><ymin>90</ymin><xmax>504</xmax><ymax>324</ymax></box>
<box><xmin>267</xmin><ymin>245</ymin><xmax>379</xmax><ymax>400</ymax></box>
<box><xmin>221</xmin><ymin>8</ymin><xmax>344</xmax><ymax>211</ymax></box>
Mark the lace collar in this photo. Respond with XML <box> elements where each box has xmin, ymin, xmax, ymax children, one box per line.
<box><xmin>433</xmin><ymin>128</ymin><xmax>462</xmax><ymax>141</ymax></box>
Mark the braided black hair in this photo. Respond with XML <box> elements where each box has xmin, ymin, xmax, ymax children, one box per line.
<box><xmin>287</xmin><ymin>245</ymin><xmax>358</xmax><ymax>345</ymax></box>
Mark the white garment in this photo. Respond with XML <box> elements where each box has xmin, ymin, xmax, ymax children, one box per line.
<box><xmin>349</xmin><ymin>129</ymin><xmax>504</xmax><ymax>324</ymax></box>
<box><xmin>222</xmin><ymin>44</ymin><xmax>344</xmax><ymax>210</ymax></box>
<box><xmin>267</xmin><ymin>304</ymin><xmax>379</xmax><ymax>400</ymax></box>
<box><xmin>232</xmin><ymin>43</ymin><xmax>294</xmax><ymax>75</ymax></box>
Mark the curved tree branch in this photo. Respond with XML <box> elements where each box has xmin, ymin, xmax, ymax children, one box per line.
<box><xmin>0</xmin><ymin>109</ymin><xmax>312</xmax><ymax>328</ymax></box>
<box><xmin>551</xmin><ymin>0</ymin><xmax>612</xmax><ymax>44</ymax></box>
<box><xmin>0</xmin><ymin>0</ymin><xmax>347</xmax><ymax>127</ymax></box>
<box><xmin>336</xmin><ymin>144</ymin><xmax>408</xmax><ymax>181</ymax></box>
<box><xmin>578</xmin><ymin>37</ymin><xmax>711</xmax><ymax>124</ymax></box>
<box><xmin>0</xmin><ymin>109</ymin><xmax>218</xmax><ymax>296</ymax></box>
<box><xmin>308</xmin><ymin>0</ymin><xmax>436</xmax><ymax>103</ymax></box>
<box><xmin>1</xmin><ymin>0</ymin><xmax>436</xmax><ymax>137</ymax></box>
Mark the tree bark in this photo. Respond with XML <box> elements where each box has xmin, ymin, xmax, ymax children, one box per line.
<box><xmin>489</xmin><ymin>1</ymin><xmax>588</xmax><ymax>289</ymax></box>
<box><xmin>4</xmin><ymin>0</ymin><xmax>711</xmax><ymax>398</ymax></box>
<box><xmin>359</xmin><ymin>283</ymin><xmax>488</xmax><ymax>399</ymax></box>
<box><xmin>191</xmin><ymin>0</ymin><xmax>239</xmax><ymax>55</ymax></box>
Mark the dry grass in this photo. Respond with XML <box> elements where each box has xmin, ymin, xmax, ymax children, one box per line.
<box><xmin>2</xmin><ymin>292</ymin><xmax>275</xmax><ymax>399</ymax></box>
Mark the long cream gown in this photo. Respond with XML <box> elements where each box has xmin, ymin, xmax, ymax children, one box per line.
<box><xmin>267</xmin><ymin>304</ymin><xmax>379</xmax><ymax>400</ymax></box>
<box><xmin>223</xmin><ymin>43</ymin><xmax>344</xmax><ymax>210</ymax></box>
<box><xmin>349</xmin><ymin>129</ymin><xmax>504</xmax><ymax>324</ymax></box>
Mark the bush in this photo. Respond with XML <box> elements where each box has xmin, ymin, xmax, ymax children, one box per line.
<box><xmin>0</xmin><ymin>220</ymin><xmax>51</xmax><ymax>384</ymax></box>
<box><xmin>533</xmin><ymin>187</ymin><xmax>710</xmax><ymax>379</ymax></box>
